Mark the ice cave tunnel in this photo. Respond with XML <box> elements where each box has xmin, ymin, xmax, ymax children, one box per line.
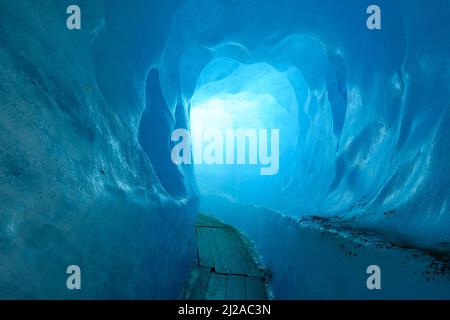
<box><xmin>0</xmin><ymin>0</ymin><xmax>449</xmax><ymax>299</ymax></box>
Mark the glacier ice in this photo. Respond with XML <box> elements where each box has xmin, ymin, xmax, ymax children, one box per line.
<box><xmin>0</xmin><ymin>0</ymin><xmax>449</xmax><ymax>299</ymax></box>
<box><xmin>167</xmin><ymin>0</ymin><xmax>450</xmax><ymax>244</ymax></box>
<box><xmin>0</xmin><ymin>0</ymin><xmax>196</xmax><ymax>299</ymax></box>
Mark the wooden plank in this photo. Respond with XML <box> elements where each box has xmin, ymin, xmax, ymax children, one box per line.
<box><xmin>197</xmin><ymin>214</ymin><xmax>213</xmax><ymax>227</ymax></box>
<box><xmin>217</xmin><ymin>228</ymin><xmax>239</xmax><ymax>275</ymax></box>
<box><xmin>205</xmin><ymin>273</ymin><xmax>227</xmax><ymax>300</ymax></box>
<box><xmin>226</xmin><ymin>275</ymin><xmax>246</xmax><ymax>300</ymax></box>
<box><xmin>218</xmin><ymin>228</ymin><xmax>247</xmax><ymax>276</ymax></box>
<box><xmin>209</xmin><ymin>227</ymin><xmax>232</xmax><ymax>274</ymax></box>
<box><xmin>224</xmin><ymin>228</ymin><xmax>254</xmax><ymax>276</ymax></box>
<box><xmin>245</xmin><ymin>276</ymin><xmax>266</xmax><ymax>300</ymax></box>
<box><xmin>197</xmin><ymin>227</ymin><xmax>214</xmax><ymax>267</ymax></box>
<box><xmin>234</xmin><ymin>241</ymin><xmax>262</xmax><ymax>277</ymax></box>
<box><xmin>201</xmin><ymin>225</ymin><xmax>262</xmax><ymax>277</ymax></box>
<box><xmin>186</xmin><ymin>266</ymin><xmax>211</xmax><ymax>300</ymax></box>
<box><xmin>180</xmin><ymin>213</ymin><xmax>268</xmax><ymax>300</ymax></box>
<box><xmin>197</xmin><ymin>214</ymin><xmax>228</xmax><ymax>228</ymax></box>
<box><xmin>216</xmin><ymin>227</ymin><xmax>262</xmax><ymax>277</ymax></box>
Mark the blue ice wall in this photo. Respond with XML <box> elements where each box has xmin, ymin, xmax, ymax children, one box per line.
<box><xmin>161</xmin><ymin>0</ymin><xmax>450</xmax><ymax>247</ymax></box>
<box><xmin>0</xmin><ymin>0</ymin><xmax>196</xmax><ymax>299</ymax></box>
<box><xmin>161</xmin><ymin>0</ymin><xmax>449</xmax><ymax>298</ymax></box>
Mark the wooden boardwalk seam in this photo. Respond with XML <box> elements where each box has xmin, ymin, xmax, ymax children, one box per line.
<box><xmin>180</xmin><ymin>214</ymin><xmax>269</xmax><ymax>300</ymax></box>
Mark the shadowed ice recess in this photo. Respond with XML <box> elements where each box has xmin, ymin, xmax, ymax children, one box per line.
<box><xmin>0</xmin><ymin>0</ymin><xmax>449</xmax><ymax>299</ymax></box>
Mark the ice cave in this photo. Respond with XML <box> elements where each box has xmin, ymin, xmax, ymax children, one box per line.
<box><xmin>0</xmin><ymin>0</ymin><xmax>449</xmax><ymax>299</ymax></box>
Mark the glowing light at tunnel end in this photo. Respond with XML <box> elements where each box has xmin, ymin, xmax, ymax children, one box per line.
<box><xmin>170</xmin><ymin>114</ymin><xmax>280</xmax><ymax>176</ymax></box>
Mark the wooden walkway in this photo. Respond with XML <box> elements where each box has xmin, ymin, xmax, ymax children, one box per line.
<box><xmin>180</xmin><ymin>214</ymin><xmax>268</xmax><ymax>300</ymax></box>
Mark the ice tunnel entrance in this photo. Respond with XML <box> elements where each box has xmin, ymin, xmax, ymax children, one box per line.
<box><xmin>173</xmin><ymin>35</ymin><xmax>333</xmax><ymax>212</ymax></box>
<box><xmin>188</xmin><ymin>62</ymin><xmax>301</xmax><ymax>203</ymax></box>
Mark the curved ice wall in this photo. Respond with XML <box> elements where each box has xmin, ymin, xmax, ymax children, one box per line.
<box><xmin>0</xmin><ymin>0</ymin><xmax>449</xmax><ymax>299</ymax></box>
<box><xmin>0</xmin><ymin>0</ymin><xmax>196</xmax><ymax>299</ymax></box>
<box><xmin>163</xmin><ymin>0</ymin><xmax>450</xmax><ymax>298</ymax></box>
<box><xmin>163</xmin><ymin>0</ymin><xmax>450</xmax><ymax>246</ymax></box>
